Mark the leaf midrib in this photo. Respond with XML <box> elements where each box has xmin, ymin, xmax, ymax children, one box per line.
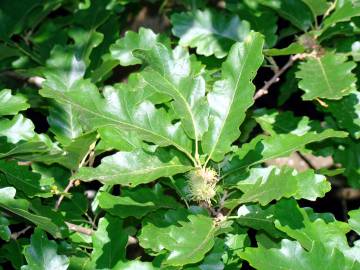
<box><xmin>82</xmin><ymin>163</ymin><xmax>189</xmax><ymax>181</ymax></box>
<box><xmin>44</xmin><ymin>89</ymin><xmax>193</xmax><ymax>159</ymax></box>
<box><xmin>207</xmin><ymin>39</ymin><xmax>252</xmax><ymax>161</ymax></box>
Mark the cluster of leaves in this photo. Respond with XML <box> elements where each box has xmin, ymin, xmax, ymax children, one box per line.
<box><xmin>0</xmin><ymin>0</ymin><xmax>359</xmax><ymax>269</ymax></box>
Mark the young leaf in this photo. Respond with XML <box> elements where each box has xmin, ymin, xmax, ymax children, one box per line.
<box><xmin>110</xmin><ymin>27</ymin><xmax>164</xmax><ymax>66</ymax></box>
<box><xmin>22</xmin><ymin>229</ymin><xmax>69</xmax><ymax>270</ymax></box>
<box><xmin>139</xmin><ymin>215</ymin><xmax>216</xmax><ymax>266</ymax></box>
<box><xmin>98</xmin><ymin>184</ymin><xmax>179</xmax><ymax>218</ymax></box>
<box><xmin>0</xmin><ymin>89</ymin><xmax>29</xmax><ymax>116</ymax></box>
<box><xmin>236</xmin><ymin>166</ymin><xmax>330</xmax><ymax>205</ymax></box>
<box><xmin>202</xmin><ymin>32</ymin><xmax>264</xmax><ymax>162</ymax></box>
<box><xmin>75</xmin><ymin>148</ymin><xmax>192</xmax><ymax>186</ymax></box>
<box><xmin>134</xmin><ymin>44</ymin><xmax>209</xmax><ymax>151</ymax></box>
<box><xmin>296</xmin><ymin>53</ymin><xmax>356</xmax><ymax>100</ymax></box>
<box><xmin>171</xmin><ymin>9</ymin><xmax>250</xmax><ymax>58</ymax></box>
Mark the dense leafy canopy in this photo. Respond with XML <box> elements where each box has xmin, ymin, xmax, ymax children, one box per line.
<box><xmin>0</xmin><ymin>0</ymin><xmax>359</xmax><ymax>270</ymax></box>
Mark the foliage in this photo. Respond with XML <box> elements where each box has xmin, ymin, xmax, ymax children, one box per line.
<box><xmin>0</xmin><ymin>0</ymin><xmax>359</xmax><ymax>269</ymax></box>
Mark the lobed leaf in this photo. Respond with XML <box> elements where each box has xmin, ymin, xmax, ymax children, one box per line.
<box><xmin>139</xmin><ymin>215</ymin><xmax>216</xmax><ymax>266</ymax></box>
<box><xmin>75</xmin><ymin>148</ymin><xmax>192</xmax><ymax>186</ymax></box>
<box><xmin>171</xmin><ymin>9</ymin><xmax>250</xmax><ymax>58</ymax></box>
<box><xmin>296</xmin><ymin>53</ymin><xmax>357</xmax><ymax>100</ymax></box>
<box><xmin>236</xmin><ymin>166</ymin><xmax>330</xmax><ymax>205</ymax></box>
<box><xmin>202</xmin><ymin>32</ymin><xmax>264</xmax><ymax>162</ymax></box>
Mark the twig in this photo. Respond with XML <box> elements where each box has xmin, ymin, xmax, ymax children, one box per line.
<box><xmin>10</xmin><ymin>226</ymin><xmax>32</xmax><ymax>240</ymax></box>
<box><xmin>55</xmin><ymin>179</ymin><xmax>76</xmax><ymax>210</ymax></box>
<box><xmin>296</xmin><ymin>151</ymin><xmax>316</xmax><ymax>170</ymax></box>
<box><xmin>66</xmin><ymin>222</ymin><xmax>138</xmax><ymax>245</ymax></box>
<box><xmin>254</xmin><ymin>55</ymin><xmax>299</xmax><ymax>100</ymax></box>
<box><xmin>0</xmin><ymin>71</ymin><xmax>44</xmax><ymax>88</ymax></box>
<box><xmin>54</xmin><ymin>139</ymin><xmax>98</xmax><ymax>210</ymax></box>
<box><xmin>65</xmin><ymin>222</ymin><xmax>93</xmax><ymax>235</ymax></box>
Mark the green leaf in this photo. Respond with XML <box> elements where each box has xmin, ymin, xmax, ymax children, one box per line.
<box><xmin>171</xmin><ymin>9</ymin><xmax>250</xmax><ymax>58</ymax></box>
<box><xmin>134</xmin><ymin>43</ymin><xmax>209</xmax><ymax>149</ymax></box>
<box><xmin>273</xmin><ymin>199</ymin><xmax>359</xmax><ymax>262</ymax></box>
<box><xmin>0</xmin><ymin>115</ymin><xmax>35</xmax><ymax>144</ymax></box>
<box><xmin>40</xmin><ymin>132</ymin><xmax>97</xmax><ymax>170</ymax></box>
<box><xmin>264</xmin><ymin>42</ymin><xmax>305</xmax><ymax>56</ymax></box>
<box><xmin>241</xmin><ymin>239</ymin><xmax>359</xmax><ymax>270</ymax></box>
<box><xmin>0</xmin><ymin>239</ymin><xmax>27</xmax><ymax>269</ymax></box>
<box><xmin>75</xmin><ymin>148</ymin><xmax>192</xmax><ymax>186</ymax></box>
<box><xmin>110</xmin><ymin>27</ymin><xmax>164</xmax><ymax>66</ymax></box>
<box><xmin>226</xmin><ymin>3</ymin><xmax>278</xmax><ymax>48</ymax></box>
<box><xmin>184</xmin><ymin>238</ymin><xmax>225</xmax><ymax>270</ymax></box>
<box><xmin>42</xmin><ymin>28</ymin><xmax>103</xmax><ymax>144</ymax></box>
<box><xmin>0</xmin><ymin>135</ymin><xmax>62</xmax><ymax>160</ymax></box>
<box><xmin>334</xmin><ymin>140</ymin><xmax>360</xmax><ymax>188</ymax></box>
<box><xmin>327</xmin><ymin>92</ymin><xmax>360</xmax><ymax>139</ymax></box>
<box><xmin>0</xmin><ymin>160</ymin><xmax>51</xmax><ymax>197</ymax></box>
<box><xmin>139</xmin><ymin>215</ymin><xmax>216</xmax><ymax>266</ymax></box>
<box><xmin>0</xmin><ymin>0</ymin><xmax>43</xmax><ymax>40</ymax></box>
<box><xmin>296</xmin><ymin>53</ymin><xmax>357</xmax><ymax>100</ymax></box>
<box><xmin>90</xmin><ymin>215</ymin><xmax>128</xmax><ymax>269</ymax></box>
<box><xmin>256</xmin><ymin>0</ymin><xmax>313</xmax><ymax>31</ymax></box>
<box><xmin>253</xmin><ymin>109</ymin><xmax>319</xmax><ymax>136</ymax></box>
<box><xmin>0</xmin><ymin>187</ymin><xmax>65</xmax><ymax>238</ymax></box>
<box><xmin>302</xmin><ymin>0</ymin><xmax>330</xmax><ymax>16</ymax></box>
<box><xmin>47</xmin><ymin>101</ymin><xmax>83</xmax><ymax>145</ymax></box>
<box><xmin>0</xmin><ymin>89</ymin><xmax>29</xmax><ymax>115</ymax></box>
<box><xmin>349</xmin><ymin>209</ymin><xmax>360</xmax><ymax>235</ymax></box>
<box><xmin>222</xmin><ymin>129</ymin><xmax>347</xmax><ymax>181</ymax></box>
<box><xmin>113</xmin><ymin>261</ymin><xmax>157</xmax><ymax>270</ymax></box>
<box><xmin>236</xmin><ymin>204</ymin><xmax>283</xmax><ymax>238</ymax></box>
<box><xmin>40</xmin><ymin>79</ymin><xmax>194</xmax><ymax>163</ymax></box>
<box><xmin>322</xmin><ymin>1</ymin><xmax>360</xmax><ymax>33</ymax></box>
<box><xmin>0</xmin><ymin>216</ymin><xmax>10</xmax><ymax>241</ymax></box>
<box><xmin>236</xmin><ymin>166</ymin><xmax>330</xmax><ymax>205</ymax></box>
<box><xmin>98</xmin><ymin>184</ymin><xmax>179</xmax><ymax>218</ymax></box>
<box><xmin>21</xmin><ymin>229</ymin><xmax>69</xmax><ymax>270</ymax></box>
<box><xmin>202</xmin><ymin>32</ymin><xmax>264</xmax><ymax>162</ymax></box>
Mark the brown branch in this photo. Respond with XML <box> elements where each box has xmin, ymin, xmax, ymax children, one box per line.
<box><xmin>54</xmin><ymin>139</ymin><xmax>98</xmax><ymax>210</ymax></box>
<box><xmin>0</xmin><ymin>71</ymin><xmax>44</xmax><ymax>88</ymax></box>
<box><xmin>66</xmin><ymin>222</ymin><xmax>93</xmax><ymax>235</ymax></box>
<box><xmin>254</xmin><ymin>55</ymin><xmax>299</xmax><ymax>100</ymax></box>
<box><xmin>65</xmin><ymin>222</ymin><xmax>138</xmax><ymax>245</ymax></box>
<box><xmin>10</xmin><ymin>225</ymin><xmax>32</xmax><ymax>240</ymax></box>
<box><xmin>55</xmin><ymin>179</ymin><xmax>75</xmax><ymax>210</ymax></box>
<box><xmin>296</xmin><ymin>151</ymin><xmax>316</xmax><ymax>170</ymax></box>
